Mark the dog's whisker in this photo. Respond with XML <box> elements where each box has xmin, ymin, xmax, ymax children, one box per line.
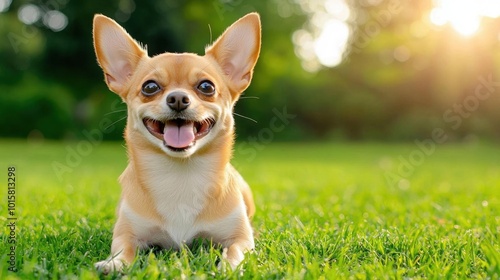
<box><xmin>200</xmin><ymin>60</ymin><xmax>213</xmax><ymax>72</ymax></box>
<box><xmin>239</xmin><ymin>96</ymin><xmax>260</xmax><ymax>100</ymax></box>
<box><xmin>208</xmin><ymin>24</ymin><xmax>213</xmax><ymax>46</ymax></box>
<box><xmin>103</xmin><ymin>109</ymin><xmax>127</xmax><ymax>116</ymax></box>
<box><xmin>233</xmin><ymin>113</ymin><xmax>257</xmax><ymax>123</ymax></box>
<box><xmin>105</xmin><ymin>116</ymin><xmax>127</xmax><ymax>130</ymax></box>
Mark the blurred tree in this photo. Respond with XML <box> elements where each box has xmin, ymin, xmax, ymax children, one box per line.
<box><xmin>1</xmin><ymin>0</ymin><xmax>500</xmax><ymax>142</ymax></box>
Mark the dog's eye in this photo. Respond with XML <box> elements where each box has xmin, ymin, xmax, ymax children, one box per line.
<box><xmin>141</xmin><ymin>80</ymin><xmax>161</xmax><ymax>96</ymax></box>
<box><xmin>197</xmin><ymin>80</ymin><xmax>215</xmax><ymax>96</ymax></box>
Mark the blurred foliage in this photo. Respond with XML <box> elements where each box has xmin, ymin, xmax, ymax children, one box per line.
<box><xmin>1</xmin><ymin>0</ymin><xmax>500</xmax><ymax>142</ymax></box>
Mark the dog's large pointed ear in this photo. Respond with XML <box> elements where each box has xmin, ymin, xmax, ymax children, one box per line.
<box><xmin>205</xmin><ymin>13</ymin><xmax>261</xmax><ymax>98</ymax></box>
<box><xmin>93</xmin><ymin>14</ymin><xmax>147</xmax><ymax>95</ymax></box>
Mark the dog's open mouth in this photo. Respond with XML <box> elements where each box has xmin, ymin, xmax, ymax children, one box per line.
<box><xmin>143</xmin><ymin>118</ymin><xmax>215</xmax><ymax>151</ymax></box>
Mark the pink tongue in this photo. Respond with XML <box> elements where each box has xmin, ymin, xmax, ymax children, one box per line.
<box><xmin>163</xmin><ymin>122</ymin><xmax>195</xmax><ymax>148</ymax></box>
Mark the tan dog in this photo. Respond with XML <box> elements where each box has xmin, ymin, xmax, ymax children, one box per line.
<box><xmin>92</xmin><ymin>13</ymin><xmax>261</xmax><ymax>273</ymax></box>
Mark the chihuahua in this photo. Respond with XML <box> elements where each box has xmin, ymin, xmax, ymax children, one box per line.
<box><xmin>92</xmin><ymin>13</ymin><xmax>261</xmax><ymax>273</ymax></box>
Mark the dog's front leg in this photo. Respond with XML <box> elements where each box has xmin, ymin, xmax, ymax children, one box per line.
<box><xmin>95</xmin><ymin>215</ymin><xmax>137</xmax><ymax>273</ymax></box>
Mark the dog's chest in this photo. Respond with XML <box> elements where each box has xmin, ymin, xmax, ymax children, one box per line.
<box><xmin>142</xmin><ymin>161</ymin><xmax>216</xmax><ymax>246</ymax></box>
<box><xmin>122</xmin><ymin>199</ymin><xmax>202</xmax><ymax>248</ymax></box>
<box><xmin>153</xmin><ymin>187</ymin><xmax>206</xmax><ymax>246</ymax></box>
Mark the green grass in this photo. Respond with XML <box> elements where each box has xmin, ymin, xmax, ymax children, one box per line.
<box><xmin>1</xmin><ymin>140</ymin><xmax>499</xmax><ymax>279</ymax></box>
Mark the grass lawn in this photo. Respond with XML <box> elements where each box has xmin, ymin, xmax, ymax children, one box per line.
<box><xmin>1</xmin><ymin>139</ymin><xmax>499</xmax><ymax>279</ymax></box>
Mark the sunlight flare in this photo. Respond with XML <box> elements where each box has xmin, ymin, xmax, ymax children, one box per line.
<box><xmin>430</xmin><ymin>0</ymin><xmax>500</xmax><ymax>36</ymax></box>
<box><xmin>293</xmin><ymin>0</ymin><xmax>351</xmax><ymax>72</ymax></box>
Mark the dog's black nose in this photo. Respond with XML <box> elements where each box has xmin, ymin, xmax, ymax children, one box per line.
<box><xmin>166</xmin><ymin>91</ymin><xmax>190</xmax><ymax>112</ymax></box>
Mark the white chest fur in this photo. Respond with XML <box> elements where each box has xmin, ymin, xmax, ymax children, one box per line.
<box><xmin>125</xmin><ymin>152</ymin><xmax>228</xmax><ymax>248</ymax></box>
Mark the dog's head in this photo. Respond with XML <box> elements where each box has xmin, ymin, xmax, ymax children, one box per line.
<box><xmin>93</xmin><ymin>13</ymin><xmax>261</xmax><ymax>158</ymax></box>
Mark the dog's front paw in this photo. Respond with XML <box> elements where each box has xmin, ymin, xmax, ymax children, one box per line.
<box><xmin>218</xmin><ymin>247</ymin><xmax>243</xmax><ymax>271</ymax></box>
<box><xmin>95</xmin><ymin>258</ymin><xmax>125</xmax><ymax>274</ymax></box>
